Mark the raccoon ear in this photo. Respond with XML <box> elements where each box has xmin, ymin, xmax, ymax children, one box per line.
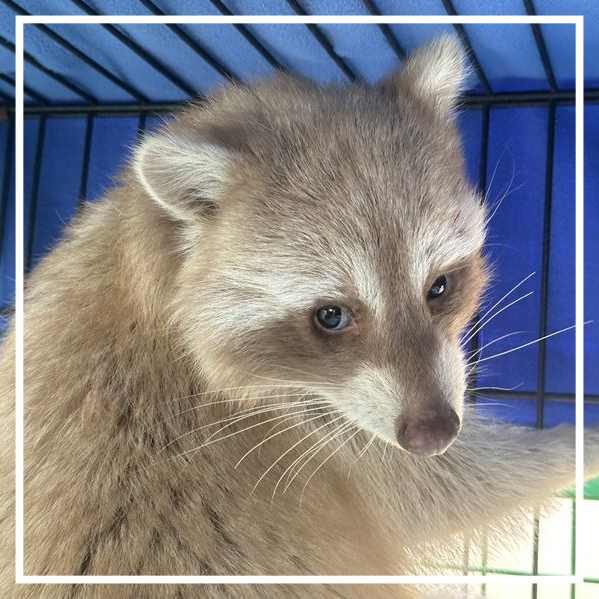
<box><xmin>133</xmin><ymin>128</ymin><xmax>234</xmax><ymax>223</ymax></box>
<box><xmin>383</xmin><ymin>35</ymin><xmax>469</xmax><ymax>117</ymax></box>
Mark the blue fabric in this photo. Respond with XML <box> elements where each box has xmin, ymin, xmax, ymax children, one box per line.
<box><xmin>29</xmin><ymin>116</ymin><xmax>87</xmax><ymax>264</ymax></box>
<box><xmin>535</xmin><ymin>0</ymin><xmax>599</xmax><ymax>87</ymax></box>
<box><xmin>477</xmin><ymin>106</ymin><xmax>548</xmax><ymax>394</ymax></box>
<box><xmin>0</xmin><ymin>119</ymin><xmax>10</xmax><ymax>337</ymax></box>
<box><xmin>85</xmin><ymin>115</ymin><xmax>140</xmax><ymax>201</ymax></box>
<box><xmin>0</xmin><ymin>1</ymin><xmax>596</xmax><ymax>103</ymax></box>
<box><xmin>585</xmin><ymin>104</ymin><xmax>599</xmax><ymax>396</ymax></box>
<box><xmin>479</xmin><ymin>397</ymin><xmax>599</xmax><ymax>428</ymax></box>
<box><xmin>1</xmin><ymin>117</ymin><xmax>39</xmax><ymax>310</ymax></box>
<box><xmin>546</xmin><ymin>105</ymin><xmax>575</xmax><ymax>396</ymax></box>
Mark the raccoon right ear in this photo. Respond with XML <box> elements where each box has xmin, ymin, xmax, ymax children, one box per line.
<box><xmin>382</xmin><ymin>35</ymin><xmax>469</xmax><ymax>118</ymax></box>
<box><xmin>133</xmin><ymin>128</ymin><xmax>235</xmax><ymax>223</ymax></box>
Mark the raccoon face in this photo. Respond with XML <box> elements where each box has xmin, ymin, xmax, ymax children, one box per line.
<box><xmin>135</xmin><ymin>36</ymin><xmax>488</xmax><ymax>457</ymax></box>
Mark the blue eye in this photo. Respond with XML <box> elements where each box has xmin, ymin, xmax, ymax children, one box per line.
<box><xmin>427</xmin><ymin>275</ymin><xmax>448</xmax><ymax>300</ymax></box>
<box><xmin>315</xmin><ymin>305</ymin><xmax>352</xmax><ymax>331</ymax></box>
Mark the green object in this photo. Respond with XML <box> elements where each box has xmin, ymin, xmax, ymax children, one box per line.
<box><xmin>586</xmin><ymin>477</ymin><xmax>599</xmax><ymax>500</ymax></box>
<box><xmin>561</xmin><ymin>476</ymin><xmax>599</xmax><ymax>500</ymax></box>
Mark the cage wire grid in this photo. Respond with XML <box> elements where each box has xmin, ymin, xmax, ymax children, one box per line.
<box><xmin>0</xmin><ymin>0</ymin><xmax>598</xmax><ymax>596</ymax></box>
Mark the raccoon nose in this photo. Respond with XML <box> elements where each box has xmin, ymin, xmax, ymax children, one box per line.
<box><xmin>396</xmin><ymin>406</ymin><xmax>460</xmax><ymax>457</ymax></box>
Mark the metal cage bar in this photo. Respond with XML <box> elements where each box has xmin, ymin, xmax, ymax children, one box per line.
<box><xmin>0</xmin><ymin>114</ymin><xmax>14</xmax><ymax>257</ymax></box>
<box><xmin>0</xmin><ymin>73</ymin><xmax>48</xmax><ymax>105</ymax></box>
<box><xmin>468</xmin><ymin>104</ymin><xmax>491</xmax><ymax>381</ymax></box>
<box><xmin>528</xmin><ymin>100</ymin><xmax>558</xmax><ymax>595</ymax></box>
<box><xmin>523</xmin><ymin>0</ymin><xmax>559</xmax><ymax>92</ymax></box>
<box><xmin>137</xmin><ymin>112</ymin><xmax>147</xmax><ymax>136</ymax></box>
<box><xmin>286</xmin><ymin>0</ymin><xmax>359</xmax><ymax>81</ymax></box>
<box><xmin>25</xmin><ymin>114</ymin><xmax>46</xmax><ymax>273</ymax></box>
<box><xmin>68</xmin><ymin>0</ymin><xmax>200</xmax><ymax>99</ymax></box>
<box><xmin>7</xmin><ymin>87</ymin><xmax>599</xmax><ymax>118</ymax></box>
<box><xmin>1</xmin><ymin>0</ymin><xmax>150</xmax><ymax>103</ymax></box>
<box><xmin>77</xmin><ymin>114</ymin><xmax>94</xmax><ymax>208</ymax></box>
<box><xmin>208</xmin><ymin>0</ymin><xmax>290</xmax><ymax>73</ymax></box>
<box><xmin>440</xmin><ymin>0</ymin><xmax>493</xmax><ymax>94</ymax></box>
<box><xmin>0</xmin><ymin>35</ymin><xmax>98</xmax><ymax>104</ymax></box>
<box><xmin>361</xmin><ymin>0</ymin><xmax>407</xmax><ymax>60</ymax></box>
<box><xmin>536</xmin><ymin>101</ymin><xmax>558</xmax><ymax>429</ymax></box>
<box><xmin>138</xmin><ymin>0</ymin><xmax>241</xmax><ymax>84</ymax></box>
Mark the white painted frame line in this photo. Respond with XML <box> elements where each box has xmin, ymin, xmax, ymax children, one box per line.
<box><xmin>14</xmin><ymin>12</ymin><xmax>585</xmax><ymax>586</ymax></box>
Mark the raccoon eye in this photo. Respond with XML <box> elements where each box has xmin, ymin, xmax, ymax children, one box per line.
<box><xmin>427</xmin><ymin>275</ymin><xmax>448</xmax><ymax>300</ymax></box>
<box><xmin>314</xmin><ymin>305</ymin><xmax>352</xmax><ymax>332</ymax></box>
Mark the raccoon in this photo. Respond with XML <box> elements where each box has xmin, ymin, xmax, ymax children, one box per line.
<box><xmin>0</xmin><ymin>36</ymin><xmax>596</xmax><ymax>599</ymax></box>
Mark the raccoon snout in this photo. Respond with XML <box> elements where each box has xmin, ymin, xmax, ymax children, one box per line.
<box><xmin>395</xmin><ymin>406</ymin><xmax>461</xmax><ymax>457</ymax></box>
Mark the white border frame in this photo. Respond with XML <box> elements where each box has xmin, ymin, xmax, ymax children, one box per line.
<box><xmin>14</xmin><ymin>13</ymin><xmax>585</xmax><ymax>587</ymax></box>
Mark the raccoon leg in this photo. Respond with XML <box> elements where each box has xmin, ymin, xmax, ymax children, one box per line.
<box><xmin>395</xmin><ymin>418</ymin><xmax>599</xmax><ymax>543</ymax></box>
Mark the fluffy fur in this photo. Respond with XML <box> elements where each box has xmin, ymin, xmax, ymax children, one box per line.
<box><xmin>1</xmin><ymin>36</ymin><xmax>597</xmax><ymax>598</ymax></box>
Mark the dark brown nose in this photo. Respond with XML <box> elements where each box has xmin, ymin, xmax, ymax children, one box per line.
<box><xmin>396</xmin><ymin>406</ymin><xmax>460</xmax><ymax>457</ymax></box>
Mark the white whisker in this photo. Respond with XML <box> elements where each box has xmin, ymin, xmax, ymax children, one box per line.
<box><xmin>462</xmin><ymin>290</ymin><xmax>534</xmax><ymax>350</ymax></box>
<box><xmin>462</xmin><ymin>271</ymin><xmax>535</xmax><ymax>344</ymax></box>
<box><xmin>176</xmin><ymin>405</ymin><xmax>329</xmax><ymax>458</ymax></box>
<box><xmin>279</xmin><ymin>423</ymin><xmax>349</xmax><ymax>492</ymax></box>
<box><xmin>469</xmin><ymin>401</ymin><xmax>516</xmax><ymax>409</ymax></box>
<box><xmin>247</xmin><ymin>369</ymin><xmax>336</xmax><ymax>387</ymax></box>
<box><xmin>382</xmin><ymin>441</ymin><xmax>390</xmax><ymax>464</ymax></box>
<box><xmin>282</xmin><ymin>422</ymin><xmax>353</xmax><ymax>494</ymax></box>
<box><xmin>482</xmin><ymin>144</ymin><xmax>511</xmax><ymax>209</ymax></box>
<box><xmin>484</xmin><ymin>182</ymin><xmax>523</xmax><ymax>228</ymax></box>
<box><xmin>300</xmin><ymin>427</ymin><xmax>362</xmax><ymax>504</ymax></box>
<box><xmin>164</xmin><ymin>399</ymin><xmax>325</xmax><ymax>451</ymax></box>
<box><xmin>467</xmin><ymin>331</ymin><xmax>526</xmax><ymax>361</ymax></box>
<box><xmin>467</xmin><ymin>383</ymin><xmax>523</xmax><ymax>392</ymax></box>
<box><xmin>482</xmin><ymin>151</ymin><xmax>503</xmax><ymax>207</ymax></box>
<box><xmin>348</xmin><ymin>432</ymin><xmax>377</xmax><ymax>477</ymax></box>
<box><xmin>251</xmin><ymin>413</ymin><xmax>346</xmax><ymax>497</ymax></box>
<box><xmin>177</xmin><ymin>391</ymin><xmax>325</xmax><ymax>415</ymax></box>
<box><xmin>175</xmin><ymin>381</ymin><xmax>334</xmax><ymax>405</ymax></box>
<box><xmin>201</xmin><ymin>401</ymin><xmax>323</xmax><ymax>445</ymax></box>
<box><xmin>484</xmin><ymin>153</ymin><xmax>518</xmax><ymax>227</ymax></box>
<box><xmin>236</xmin><ymin>410</ymin><xmax>339</xmax><ymax>471</ymax></box>
<box><xmin>474</xmin><ymin>321</ymin><xmax>591</xmax><ymax>366</ymax></box>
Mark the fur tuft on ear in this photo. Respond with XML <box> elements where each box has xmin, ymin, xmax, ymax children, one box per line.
<box><xmin>133</xmin><ymin>128</ymin><xmax>234</xmax><ymax>223</ymax></box>
<box><xmin>383</xmin><ymin>35</ymin><xmax>470</xmax><ymax>118</ymax></box>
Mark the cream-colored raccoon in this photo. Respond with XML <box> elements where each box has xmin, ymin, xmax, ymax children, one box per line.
<box><xmin>0</xmin><ymin>36</ymin><xmax>595</xmax><ymax>599</ymax></box>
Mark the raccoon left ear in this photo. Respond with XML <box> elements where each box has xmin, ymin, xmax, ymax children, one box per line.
<box><xmin>133</xmin><ymin>126</ymin><xmax>235</xmax><ymax>223</ymax></box>
<box><xmin>382</xmin><ymin>35</ymin><xmax>469</xmax><ymax>118</ymax></box>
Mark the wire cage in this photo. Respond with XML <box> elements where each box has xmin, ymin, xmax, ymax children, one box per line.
<box><xmin>0</xmin><ymin>1</ymin><xmax>598</xmax><ymax>597</ymax></box>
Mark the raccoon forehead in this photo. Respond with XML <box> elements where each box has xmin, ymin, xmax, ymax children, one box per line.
<box><xmin>207</xmin><ymin>198</ymin><xmax>482</xmax><ymax>287</ymax></box>
<box><xmin>407</xmin><ymin>195</ymin><xmax>487</xmax><ymax>280</ymax></box>
<box><xmin>414</xmin><ymin>222</ymin><xmax>485</xmax><ymax>275</ymax></box>
<box><xmin>212</xmin><ymin>247</ymin><xmax>385</xmax><ymax>318</ymax></box>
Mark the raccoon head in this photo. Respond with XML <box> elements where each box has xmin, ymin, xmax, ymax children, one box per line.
<box><xmin>134</xmin><ymin>36</ymin><xmax>489</xmax><ymax>457</ymax></box>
